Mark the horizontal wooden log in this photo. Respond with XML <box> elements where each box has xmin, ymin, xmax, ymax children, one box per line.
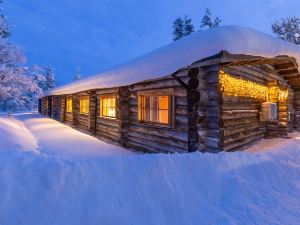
<box><xmin>205</xmin><ymin>137</ymin><xmax>219</xmax><ymax>149</ymax></box>
<box><xmin>130</xmin><ymin>77</ymin><xmax>188</xmax><ymax>92</ymax></box>
<box><xmin>223</xmin><ymin>132</ymin><xmax>264</xmax><ymax>151</ymax></box>
<box><xmin>223</xmin><ymin>123</ymin><xmax>263</xmax><ymax>137</ymax></box>
<box><xmin>127</xmin><ymin>138</ymin><xmax>187</xmax><ymax>153</ymax></box>
<box><xmin>128</xmin><ymin>131</ymin><xmax>188</xmax><ymax>149</ymax></box>
<box><xmin>129</xmin><ymin>125</ymin><xmax>187</xmax><ymax>142</ymax></box>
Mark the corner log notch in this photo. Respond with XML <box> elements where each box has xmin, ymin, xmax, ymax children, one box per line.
<box><xmin>173</xmin><ymin>67</ymin><xmax>206</xmax><ymax>152</ymax></box>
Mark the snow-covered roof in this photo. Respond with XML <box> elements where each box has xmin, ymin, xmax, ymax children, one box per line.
<box><xmin>47</xmin><ymin>25</ymin><xmax>300</xmax><ymax>96</ymax></box>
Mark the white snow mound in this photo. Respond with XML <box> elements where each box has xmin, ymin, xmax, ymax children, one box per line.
<box><xmin>47</xmin><ymin>25</ymin><xmax>300</xmax><ymax>95</ymax></box>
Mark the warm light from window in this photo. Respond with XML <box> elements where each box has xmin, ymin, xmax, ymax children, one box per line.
<box><xmin>80</xmin><ymin>96</ymin><xmax>89</xmax><ymax>114</ymax></box>
<box><xmin>100</xmin><ymin>96</ymin><xmax>116</xmax><ymax>118</ymax></box>
<box><xmin>138</xmin><ymin>95</ymin><xmax>170</xmax><ymax>125</ymax></box>
<box><xmin>66</xmin><ymin>97</ymin><xmax>72</xmax><ymax>113</ymax></box>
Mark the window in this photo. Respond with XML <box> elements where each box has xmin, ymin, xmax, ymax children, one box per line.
<box><xmin>100</xmin><ymin>95</ymin><xmax>116</xmax><ymax>118</ymax></box>
<box><xmin>138</xmin><ymin>93</ymin><xmax>172</xmax><ymax>126</ymax></box>
<box><xmin>80</xmin><ymin>96</ymin><xmax>89</xmax><ymax>114</ymax></box>
<box><xmin>66</xmin><ymin>97</ymin><xmax>72</xmax><ymax>113</ymax></box>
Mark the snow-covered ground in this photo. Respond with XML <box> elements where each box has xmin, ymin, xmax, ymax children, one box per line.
<box><xmin>0</xmin><ymin>113</ymin><xmax>132</xmax><ymax>160</ymax></box>
<box><xmin>0</xmin><ymin>113</ymin><xmax>300</xmax><ymax>225</ymax></box>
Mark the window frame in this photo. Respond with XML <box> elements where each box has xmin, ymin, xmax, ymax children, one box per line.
<box><xmin>99</xmin><ymin>94</ymin><xmax>117</xmax><ymax>119</ymax></box>
<box><xmin>79</xmin><ymin>96</ymin><xmax>89</xmax><ymax>115</ymax></box>
<box><xmin>137</xmin><ymin>89</ymin><xmax>174</xmax><ymax>128</ymax></box>
<box><xmin>66</xmin><ymin>97</ymin><xmax>73</xmax><ymax>113</ymax></box>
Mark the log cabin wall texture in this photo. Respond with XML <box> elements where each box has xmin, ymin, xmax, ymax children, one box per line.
<box><xmin>127</xmin><ymin>71</ymin><xmax>189</xmax><ymax>153</ymax></box>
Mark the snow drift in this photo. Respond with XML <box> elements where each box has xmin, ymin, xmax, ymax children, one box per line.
<box><xmin>0</xmin><ymin>146</ymin><xmax>300</xmax><ymax>225</ymax></box>
<box><xmin>47</xmin><ymin>25</ymin><xmax>300</xmax><ymax>95</ymax></box>
<box><xmin>0</xmin><ymin>113</ymin><xmax>300</xmax><ymax>224</ymax></box>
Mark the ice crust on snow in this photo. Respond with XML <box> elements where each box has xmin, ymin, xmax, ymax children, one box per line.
<box><xmin>47</xmin><ymin>25</ymin><xmax>300</xmax><ymax>96</ymax></box>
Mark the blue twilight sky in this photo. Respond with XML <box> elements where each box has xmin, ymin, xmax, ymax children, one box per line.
<box><xmin>3</xmin><ymin>0</ymin><xmax>300</xmax><ymax>86</ymax></box>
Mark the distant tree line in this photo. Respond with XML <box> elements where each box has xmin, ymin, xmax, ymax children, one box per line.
<box><xmin>172</xmin><ymin>8</ymin><xmax>300</xmax><ymax>47</ymax></box>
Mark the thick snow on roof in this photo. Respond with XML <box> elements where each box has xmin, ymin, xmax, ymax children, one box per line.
<box><xmin>48</xmin><ymin>25</ymin><xmax>300</xmax><ymax>95</ymax></box>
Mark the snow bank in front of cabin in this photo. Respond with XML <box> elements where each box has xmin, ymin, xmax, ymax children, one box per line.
<box><xmin>0</xmin><ymin>113</ymin><xmax>132</xmax><ymax>159</ymax></box>
<box><xmin>0</xmin><ymin>114</ymin><xmax>38</xmax><ymax>152</ymax></box>
<box><xmin>0</xmin><ymin>139</ymin><xmax>300</xmax><ymax>225</ymax></box>
<box><xmin>48</xmin><ymin>25</ymin><xmax>300</xmax><ymax>95</ymax></box>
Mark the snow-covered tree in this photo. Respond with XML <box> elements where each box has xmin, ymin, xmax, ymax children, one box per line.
<box><xmin>74</xmin><ymin>66</ymin><xmax>81</xmax><ymax>81</ymax></box>
<box><xmin>0</xmin><ymin>1</ymin><xmax>42</xmax><ymax>112</ymax></box>
<box><xmin>200</xmin><ymin>8</ymin><xmax>221</xmax><ymax>30</ymax></box>
<box><xmin>0</xmin><ymin>1</ymin><xmax>10</xmax><ymax>39</ymax></box>
<box><xmin>0</xmin><ymin>49</ymin><xmax>41</xmax><ymax>112</ymax></box>
<box><xmin>183</xmin><ymin>15</ymin><xmax>194</xmax><ymax>36</ymax></box>
<box><xmin>173</xmin><ymin>17</ymin><xmax>184</xmax><ymax>41</ymax></box>
<box><xmin>272</xmin><ymin>16</ymin><xmax>300</xmax><ymax>45</ymax></box>
<box><xmin>43</xmin><ymin>66</ymin><xmax>56</xmax><ymax>91</ymax></box>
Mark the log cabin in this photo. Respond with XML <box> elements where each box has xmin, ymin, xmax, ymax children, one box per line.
<box><xmin>39</xmin><ymin>26</ymin><xmax>300</xmax><ymax>153</ymax></box>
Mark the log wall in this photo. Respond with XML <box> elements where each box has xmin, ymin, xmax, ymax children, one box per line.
<box><xmin>127</xmin><ymin>72</ymin><xmax>189</xmax><ymax>153</ymax></box>
<box><xmin>63</xmin><ymin>95</ymin><xmax>73</xmax><ymax>125</ymax></box>
<box><xmin>219</xmin><ymin>65</ymin><xmax>291</xmax><ymax>151</ymax></box>
<box><xmin>73</xmin><ymin>92</ymin><xmax>89</xmax><ymax>131</ymax></box>
<box><xmin>202</xmin><ymin>65</ymin><xmax>221</xmax><ymax>152</ymax></box>
<box><xmin>41</xmin><ymin>97</ymin><xmax>47</xmax><ymax>115</ymax></box>
<box><xmin>51</xmin><ymin>96</ymin><xmax>61</xmax><ymax>121</ymax></box>
<box><xmin>94</xmin><ymin>88</ymin><xmax>121</xmax><ymax>143</ymax></box>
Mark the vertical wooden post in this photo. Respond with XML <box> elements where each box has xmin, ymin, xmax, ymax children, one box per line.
<box><xmin>72</xmin><ymin>94</ymin><xmax>78</xmax><ymax>126</ymax></box>
<box><xmin>88</xmin><ymin>91</ymin><xmax>97</xmax><ymax>133</ymax></box>
<box><xmin>60</xmin><ymin>96</ymin><xmax>66</xmax><ymax>122</ymax></box>
<box><xmin>293</xmin><ymin>90</ymin><xmax>300</xmax><ymax>131</ymax></box>
<box><xmin>47</xmin><ymin>96</ymin><xmax>52</xmax><ymax>117</ymax></box>
<box><xmin>118</xmin><ymin>86</ymin><xmax>129</xmax><ymax>147</ymax></box>
<box><xmin>204</xmin><ymin>65</ymin><xmax>222</xmax><ymax>153</ymax></box>
<box><xmin>38</xmin><ymin>99</ymin><xmax>42</xmax><ymax>113</ymax></box>
<box><xmin>187</xmin><ymin>68</ymin><xmax>200</xmax><ymax>152</ymax></box>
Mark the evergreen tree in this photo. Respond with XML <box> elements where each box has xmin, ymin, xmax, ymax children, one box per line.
<box><xmin>272</xmin><ymin>16</ymin><xmax>300</xmax><ymax>45</ymax></box>
<box><xmin>173</xmin><ymin>17</ymin><xmax>184</xmax><ymax>41</ymax></box>
<box><xmin>200</xmin><ymin>8</ymin><xmax>221</xmax><ymax>30</ymax></box>
<box><xmin>74</xmin><ymin>66</ymin><xmax>81</xmax><ymax>81</ymax></box>
<box><xmin>43</xmin><ymin>66</ymin><xmax>56</xmax><ymax>91</ymax></box>
<box><xmin>183</xmin><ymin>15</ymin><xmax>194</xmax><ymax>36</ymax></box>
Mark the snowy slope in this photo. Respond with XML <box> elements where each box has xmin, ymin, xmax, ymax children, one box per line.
<box><xmin>0</xmin><ymin>113</ymin><xmax>300</xmax><ymax>224</ymax></box>
<box><xmin>48</xmin><ymin>25</ymin><xmax>300</xmax><ymax>95</ymax></box>
<box><xmin>0</xmin><ymin>140</ymin><xmax>300</xmax><ymax>225</ymax></box>
<box><xmin>0</xmin><ymin>114</ymin><xmax>38</xmax><ymax>152</ymax></box>
<box><xmin>0</xmin><ymin>113</ymin><xmax>132</xmax><ymax>159</ymax></box>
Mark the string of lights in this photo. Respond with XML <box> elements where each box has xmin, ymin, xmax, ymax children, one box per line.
<box><xmin>219</xmin><ymin>70</ymin><xmax>288</xmax><ymax>102</ymax></box>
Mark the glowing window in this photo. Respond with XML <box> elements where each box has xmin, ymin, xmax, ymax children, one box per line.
<box><xmin>80</xmin><ymin>96</ymin><xmax>89</xmax><ymax>114</ymax></box>
<box><xmin>138</xmin><ymin>95</ymin><xmax>171</xmax><ymax>125</ymax></box>
<box><xmin>66</xmin><ymin>97</ymin><xmax>72</xmax><ymax>113</ymax></box>
<box><xmin>100</xmin><ymin>95</ymin><xmax>116</xmax><ymax>118</ymax></box>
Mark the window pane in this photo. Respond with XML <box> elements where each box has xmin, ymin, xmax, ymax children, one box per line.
<box><xmin>150</xmin><ymin>96</ymin><xmax>158</xmax><ymax>122</ymax></box>
<box><xmin>68</xmin><ymin>100</ymin><xmax>71</xmax><ymax>112</ymax></box>
<box><xmin>80</xmin><ymin>97</ymin><xmax>89</xmax><ymax>114</ymax></box>
<box><xmin>100</xmin><ymin>96</ymin><xmax>116</xmax><ymax>118</ymax></box>
<box><xmin>159</xmin><ymin>96</ymin><xmax>169</xmax><ymax>110</ymax></box>
<box><xmin>145</xmin><ymin>96</ymin><xmax>150</xmax><ymax>121</ymax></box>
<box><xmin>138</xmin><ymin>94</ymin><xmax>171</xmax><ymax>125</ymax></box>
<box><xmin>159</xmin><ymin>110</ymin><xmax>169</xmax><ymax>124</ymax></box>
